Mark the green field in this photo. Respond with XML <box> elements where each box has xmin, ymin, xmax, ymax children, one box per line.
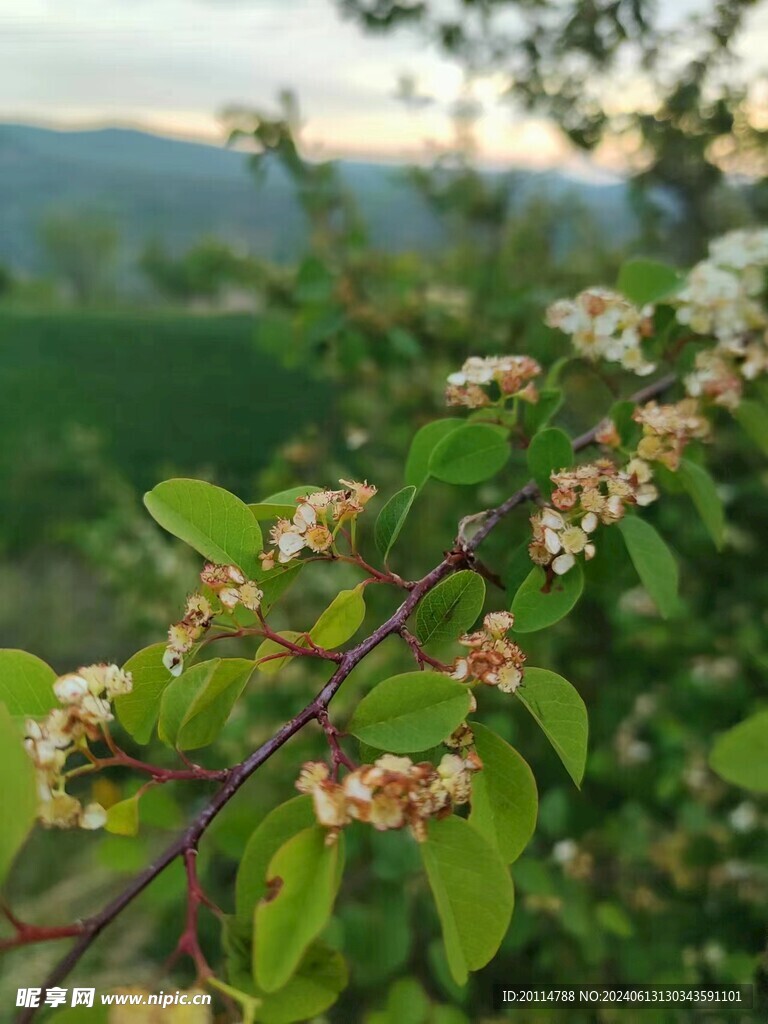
<box><xmin>0</xmin><ymin>309</ymin><xmax>331</xmax><ymax>548</ymax></box>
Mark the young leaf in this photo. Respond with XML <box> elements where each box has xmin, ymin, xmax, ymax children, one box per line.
<box><xmin>516</xmin><ymin>667</ymin><xmax>588</xmax><ymax>787</ymax></box>
<box><xmin>0</xmin><ymin>703</ymin><xmax>38</xmax><ymax>886</ymax></box>
<box><xmin>414</xmin><ymin>570</ymin><xmax>485</xmax><ymax>646</ymax></box>
<box><xmin>310</xmin><ymin>585</ymin><xmax>366</xmax><ymax>649</ymax></box>
<box><xmin>524</xmin><ymin>388</ymin><xmax>563</xmax><ymax>436</ymax></box>
<box><xmin>0</xmin><ymin>649</ymin><xmax>57</xmax><ymax>717</ymax></box>
<box><xmin>249</xmin><ymin>485</ymin><xmax>321</xmax><ymax>522</ymax></box>
<box><xmin>236</xmin><ymin>796</ymin><xmax>315</xmax><ymax>928</ymax></box>
<box><xmin>158</xmin><ymin>658</ymin><xmax>255</xmax><ymax>750</ymax></box>
<box><xmin>115</xmin><ymin>643</ymin><xmax>173</xmax><ymax>744</ymax></box>
<box><xmin>420</xmin><ymin>815</ymin><xmax>514</xmax><ymax>985</ymax></box>
<box><xmin>428</xmin><ymin>424</ymin><xmax>509</xmax><ymax>486</ymax></box>
<box><xmin>709</xmin><ymin>710</ymin><xmax>768</xmax><ymax>792</ymax></box>
<box><xmin>144</xmin><ymin>478</ymin><xmax>263</xmax><ymax>578</ymax></box>
<box><xmin>511</xmin><ymin>563</ymin><xmax>584</xmax><ymax>633</ymax></box>
<box><xmin>250</xmin><ymin>942</ymin><xmax>348</xmax><ymax>1024</ymax></box>
<box><xmin>617</xmin><ymin>257</ymin><xmax>681</xmax><ymax>306</ymax></box>
<box><xmin>526</xmin><ymin>426</ymin><xmax>573</xmax><ymax>494</ymax></box>
<box><xmin>105</xmin><ymin>796</ymin><xmax>140</xmax><ymax>837</ymax></box>
<box><xmin>469</xmin><ymin>722</ymin><xmax>537</xmax><ymax>863</ymax></box>
<box><xmin>348</xmin><ymin>672</ymin><xmax>472</xmax><ymax>753</ymax></box>
<box><xmin>254</xmin><ymin>826</ymin><xmax>344</xmax><ymax>993</ymax></box>
<box><xmin>405</xmin><ymin>419</ymin><xmax>464</xmax><ymax>490</ymax></box>
<box><xmin>677</xmin><ymin>458</ymin><xmax>725</xmax><ymax>549</ymax></box>
<box><xmin>375</xmin><ymin>486</ymin><xmax>417</xmax><ymax>561</ymax></box>
<box><xmin>617</xmin><ymin>515</ymin><xmax>680</xmax><ymax>619</ymax></box>
<box><xmin>734</xmin><ymin>400</ymin><xmax>768</xmax><ymax>456</ymax></box>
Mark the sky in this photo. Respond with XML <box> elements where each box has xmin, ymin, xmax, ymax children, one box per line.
<box><xmin>0</xmin><ymin>0</ymin><xmax>766</xmax><ymax>170</ymax></box>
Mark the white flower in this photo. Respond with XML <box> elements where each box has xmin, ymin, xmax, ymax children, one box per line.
<box><xmin>53</xmin><ymin>674</ymin><xmax>90</xmax><ymax>705</ymax></box>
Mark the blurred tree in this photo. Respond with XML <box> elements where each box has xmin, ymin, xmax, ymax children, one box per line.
<box><xmin>39</xmin><ymin>210</ymin><xmax>118</xmax><ymax>305</ymax></box>
<box><xmin>140</xmin><ymin>238</ymin><xmax>261</xmax><ymax>303</ymax></box>
<box><xmin>338</xmin><ymin>0</ymin><xmax>768</xmax><ymax>261</ymax></box>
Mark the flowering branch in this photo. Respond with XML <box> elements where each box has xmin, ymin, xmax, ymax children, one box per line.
<box><xmin>14</xmin><ymin>371</ymin><xmax>676</xmax><ymax>1023</ymax></box>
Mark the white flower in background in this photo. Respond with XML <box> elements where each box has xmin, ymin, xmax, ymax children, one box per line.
<box><xmin>445</xmin><ymin>354</ymin><xmax>542</xmax><ymax>408</ymax></box>
<box><xmin>546</xmin><ymin>288</ymin><xmax>656</xmax><ymax>376</ymax></box>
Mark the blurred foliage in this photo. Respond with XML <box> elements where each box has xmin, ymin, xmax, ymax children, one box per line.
<box><xmin>1</xmin><ymin>77</ymin><xmax>768</xmax><ymax>1024</ymax></box>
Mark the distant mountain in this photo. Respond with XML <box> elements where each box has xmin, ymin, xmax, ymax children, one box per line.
<box><xmin>0</xmin><ymin>123</ymin><xmax>634</xmax><ymax>277</ymax></box>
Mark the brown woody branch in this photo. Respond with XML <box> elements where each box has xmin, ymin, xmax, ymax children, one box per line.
<box><xmin>14</xmin><ymin>372</ymin><xmax>675</xmax><ymax>1022</ymax></box>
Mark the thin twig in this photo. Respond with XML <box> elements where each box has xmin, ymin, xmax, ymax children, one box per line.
<box><xmin>15</xmin><ymin>372</ymin><xmax>676</xmax><ymax>1021</ymax></box>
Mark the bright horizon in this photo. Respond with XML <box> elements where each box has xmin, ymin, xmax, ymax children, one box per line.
<box><xmin>1</xmin><ymin>0</ymin><xmax>767</xmax><ymax>173</ymax></box>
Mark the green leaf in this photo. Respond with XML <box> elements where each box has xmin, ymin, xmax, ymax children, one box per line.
<box><xmin>677</xmin><ymin>458</ymin><xmax>725</xmax><ymax>550</ymax></box>
<box><xmin>469</xmin><ymin>723</ymin><xmax>537</xmax><ymax>863</ymax></box>
<box><xmin>0</xmin><ymin>650</ymin><xmax>57</xmax><ymax>717</ymax></box>
<box><xmin>144</xmin><ymin>478</ymin><xmax>262</xmax><ymax>577</ymax></box>
<box><xmin>0</xmin><ymin>703</ymin><xmax>38</xmax><ymax>885</ymax></box>
<box><xmin>310</xmin><ymin>585</ymin><xmax>366</xmax><ymax>649</ymax></box>
<box><xmin>375</xmin><ymin>486</ymin><xmax>417</xmax><ymax>561</ymax></box>
<box><xmin>405</xmin><ymin>419</ymin><xmax>464</xmax><ymax>490</ymax></box>
<box><xmin>254</xmin><ymin>826</ymin><xmax>344</xmax><ymax>993</ymax></box>
<box><xmin>348</xmin><ymin>672</ymin><xmax>471</xmax><ymax>753</ymax></box>
<box><xmin>255</xmin><ymin>631</ymin><xmax>304</xmax><ymax>675</ymax></box>
<box><xmin>105</xmin><ymin>797</ymin><xmax>140</xmax><ymax>837</ymax></box>
<box><xmin>414</xmin><ymin>570</ymin><xmax>485</xmax><ymax>646</ymax></box>
<box><xmin>249</xmin><ymin>485</ymin><xmax>321</xmax><ymax>522</ymax></box>
<box><xmin>734</xmin><ymin>399</ymin><xmax>768</xmax><ymax>456</ymax></box>
<box><xmin>617</xmin><ymin>258</ymin><xmax>681</xmax><ymax>306</ymax></box>
<box><xmin>257</xmin><ymin>562</ymin><xmax>304</xmax><ymax>614</ymax></box>
<box><xmin>526</xmin><ymin>427</ymin><xmax>573</xmax><ymax>494</ymax></box>
<box><xmin>382</xmin><ymin>977</ymin><xmax>430</xmax><ymax>1024</ymax></box>
<box><xmin>159</xmin><ymin>658</ymin><xmax>255</xmax><ymax>750</ymax></box>
<box><xmin>253</xmin><ymin>942</ymin><xmax>348</xmax><ymax>1023</ymax></box>
<box><xmin>429</xmin><ymin>424</ymin><xmax>509</xmax><ymax>485</ymax></box>
<box><xmin>617</xmin><ymin>515</ymin><xmax>680</xmax><ymax>619</ymax></box>
<box><xmin>236</xmin><ymin>796</ymin><xmax>315</xmax><ymax>928</ymax></box>
<box><xmin>511</xmin><ymin>563</ymin><xmax>584</xmax><ymax>633</ymax></box>
<box><xmin>420</xmin><ymin>816</ymin><xmax>514</xmax><ymax>985</ymax></box>
<box><xmin>524</xmin><ymin>388</ymin><xmax>563</xmax><ymax>436</ymax></box>
<box><xmin>516</xmin><ymin>667</ymin><xmax>588</xmax><ymax>787</ymax></box>
<box><xmin>709</xmin><ymin>710</ymin><xmax>768</xmax><ymax>792</ymax></box>
<box><xmin>115</xmin><ymin>643</ymin><xmax>173</xmax><ymax>744</ymax></box>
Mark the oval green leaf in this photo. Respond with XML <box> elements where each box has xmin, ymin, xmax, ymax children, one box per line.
<box><xmin>0</xmin><ymin>649</ymin><xmax>57</xmax><ymax>717</ymax></box>
<box><xmin>429</xmin><ymin>424</ymin><xmax>509</xmax><ymax>485</ymax></box>
<box><xmin>158</xmin><ymin>657</ymin><xmax>255</xmax><ymax>750</ymax></box>
<box><xmin>0</xmin><ymin>704</ymin><xmax>38</xmax><ymax>885</ymax></box>
<box><xmin>678</xmin><ymin>458</ymin><xmax>725</xmax><ymax>549</ymax></box>
<box><xmin>252</xmin><ymin>942</ymin><xmax>348</xmax><ymax>1023</ymax></box>
<box><xmin>254</xmin><ymin>826</ymin><xmax>344</xmax><ymax>993</ymax></box>
<box><xmin>105</xmin><ymin>796</ymin><xmax>140</xmax><ymax>837</ymax></box>
<box><xmin>414</xmin><ymin>570</ymin><xmax>485</xmax><ymax>647</ymax></box>
<box><xmin>115</xmin><ymin>643</ymin><xmax>173</xmax><ymax>744</ymax></box>
<box><xmin>709</xmin><ymin>710</ymin><xmax>768</xmax><ymax>792</ymax></box>
<box><xmin>617</xmin><ymin>257</ymin><xmax>681</xmax><ymax>306</ymax></box>
<box><xmin>405</xmin><ymin>419</ymin><xmax>464</xmax><ymax>490</ymax></box>
<box><xmin>144</xmin><ymin>478</ymin><xmax>262</xmax><ymax>577</ymax></box>
<box><xmin>511</xmin><ymin>563</ymin><xmax>584</xmax><ymax>633</ymax></box>
<box><xmin>526</xmin><ymin>426</ymin><xmax>573</xmax><ymax>494</ymax></box>
<box><xmin>420</xmin><ymin>815</ymin><xmax>514</xmax><ymax>985</ymax></box>
<box><xmin>348</xmin><ymin>672</ymin><xmax>472</xmax><ymax>753</ymax></box>
<box><xmin>236</xmin><ymin>795</ymin><xmax>315</xmax><ymax>928</ymax></box>
<box><xmin>617</xmin><ymin>515</ymin><xmax>680</xmax><ymax>619</ymax></box>
<box><xmin>375</xmin><ymin>486</ymin><xmax>416</xmax><ymax>562</ymax></box>
<box><xmin>516</xmin><ymin>667</ymin><xmax>588</xmax><ymax>788</ymax></box>
<box><xmin>310</xmin><ymin>585</ymin><xmax>366</xmax><ymax>649</ymax></box>
<box><xmin>469</xmin><ymin>722</ymin><xmax>537</xmax><ymax>863</ymax></box>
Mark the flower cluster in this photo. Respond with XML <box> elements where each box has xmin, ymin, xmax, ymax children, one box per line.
<box><xmin>260</xmin><ymin>480</ymin><xmax>377</xmax><ymax>569</ymax></box>
<box><xmin>163</xmin><ymin>590</ymin><xmax>216</xmax><ymax>676</ymax></box>
<box><xmin>632</xmin><ymin>398</ymin><xmax>710</xmax><ymax>471</ymax></box>
<box><xmin>545</xmin><ymin>288</ymin><xmax>656</xmax><ymax>376</ymax></box>
<box><xmin>296</xmin><ymin>752</ymin><xmax>481</xmax><ymax>842</ymax></box>
<box><xmin>24</xmin><ymin>663</ymin><xmax>133</xmax><ymax>830</ymax></box>
<box><xmin>445</xmin><ymin>355</ymin><xmax>542</xmax><ymax>409</ymax></box>
<box><xmin>676</xmin><ymin>229</ymin><xmax>768</xmax><ymax>344</ymax></box>
<box><xmin>530</xmin><ymin>460</ymin><xmax>653</xmax><ymax>576</ymax></box>
<box><xmin>448</xmin><ymin>611</ymin><xmax>526</xmax><ymax>693</ymax></box>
